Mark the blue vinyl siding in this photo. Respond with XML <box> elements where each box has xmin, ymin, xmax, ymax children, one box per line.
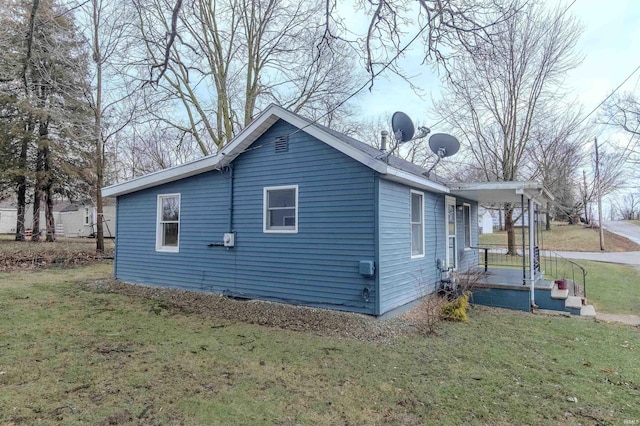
<box><xmin>378</xmin><ymin>179</ymin><xmax>446</xmax><ymax>314</ymax></box>
<box><xmin>115</xmin><ymin>120</ymin><xmax>377</xmax><ymax>314</ymax></box>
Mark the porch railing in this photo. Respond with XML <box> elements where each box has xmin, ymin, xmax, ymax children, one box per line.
<box><xmin>541</xmin><ymin>250</ymin><xmax>587</xmax><ymax>300</ymax></box>
<box><xmin>472</xmin><ymin>244</ymin><xmax>587</xmax><ymax>299</ymax></box>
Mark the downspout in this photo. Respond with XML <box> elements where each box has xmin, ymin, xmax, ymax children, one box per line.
<box><xmin>374</xmin><ymin>174</ymin><xmax>381</xmax><ymax>316</ymax></box>
<box><xmin>227</xmin><ymin>164</ymin><xmax>234</xmax><ymax>233</ymax></box>
<box><xmin>529</xmin><ymin>197</ymin><xmax>536</xmax><ymax>308</ymax></box>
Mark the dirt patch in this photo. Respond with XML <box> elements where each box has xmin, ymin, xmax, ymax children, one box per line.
<box><xmin>90</xmin><ymin>279</ymin><xmax>422</xmax><ymax>342</ymax></box>
<box><xmin>0</xmin><ymin>252</ymin><xmax>113</xmax><ymax>272</ymax></box>
<box><xmin>0</xmin><ymin>236</ymin><xmax>114</xmax><ymax>272</ymax></box>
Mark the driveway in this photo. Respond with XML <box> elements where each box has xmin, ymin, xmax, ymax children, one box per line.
<box><xmin>603</xmin><ymin>220</ymin><xmax>640</xmax><ymax>245</ymax></box>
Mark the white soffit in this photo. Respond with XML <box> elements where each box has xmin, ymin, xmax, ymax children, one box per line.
<box><xmin>448</xmin><ymin>181</ymin><xmax>553</xmax><ymax>204</ymax></box>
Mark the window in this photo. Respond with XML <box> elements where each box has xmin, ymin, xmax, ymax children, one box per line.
<box><xmin>463</xmin><ymin>204</ymin><xmax>471</xmax><ymax>249</ymax></box>
<box><xmin>84</xmin><ymin>208</ymin><xmax>90</xmax><ymax>225</ymax></box>
<box><xmin>156</xmin><ymin>194</ymin><xmax>180</xmax><ymax>252</ymax></box>
<box><xmin>445</xmin><ymin>196</ymin><xmax>457</xmax><ymax>269</ymax></box>
<box><xmin>264</xmin><ymin>185</ymin><xmax>298</xmax><ymax>233</ymax></box>
<box><xmin>410</xmin><ymin>190</ymin><xmax>424</xmax><ymax>257</ymax></box>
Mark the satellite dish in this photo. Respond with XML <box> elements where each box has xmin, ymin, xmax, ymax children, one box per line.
<box><xmin>391</xmin><ymin>111</ymin><xmax>415</xmax><ymax>143</ymax></box>
<box><xmin>424</xmin><ymin>133</ymin><xmax>460</xmax><ymax>177</ymax></box>
<box><xmin>428</xmin><ymin>133</ymin><xmax>460</xmax><ymax>158</ymax></box>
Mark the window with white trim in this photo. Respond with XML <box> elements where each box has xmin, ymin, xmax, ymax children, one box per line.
<box><xmin>463</xmin><ymin>204</ymin><xmax>471</xmax><ymax>249</ymax></box>
<box><xmin>264</xmin><ymin>185</ymin><xmax>298</xmax><ymax>233</ymax></box>
<box><xmin>156</xmin><ymin>194</ymin><xmax>180</xmax><ymax>252</ymax></box>
<box><xmin>410</xmin><ymin>190</ymin><xmax>424</xmax><ymax>257</ymax></box>
<box><xmin>84</xmin><ymin>207</ymin><xmax>90</xmax><ymax>225</ymax></box>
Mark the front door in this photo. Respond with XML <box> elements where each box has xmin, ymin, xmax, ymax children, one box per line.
<box><xmin>445</xmin><ymin>196</ymin><xmax>457</xmax><ymax>270</ymax></box>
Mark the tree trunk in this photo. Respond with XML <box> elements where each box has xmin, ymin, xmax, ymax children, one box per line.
<box><xmin>498</xmin><ymin>207</ymin><xmax>504</xmax><ymax>231</ymax></box>
<box><xmin>42</xmin><ymin>138</ymin><xmax>55</xmax><ymax>242</ymax></box>
<box><xmin>505</xmin><ymin>203</ymin><xmax>517</xmax><ymax>255</ymax></box>
<box><xmin>545</xmin><ymin>201</ymin><xmax>551</xmax><ymax>231</ymax></box>
<box><xmin>93</xmin><ymin>2</ymin><xmax>105</xmax><ymax>254</ymax></box>
<box><xmin>14</xmin><ymin>132</ymin><xmax>29</xmax><ymax>241</ymax></box>
<box><xmin>31</xmin><ymin>145</ymin><xmax>44</xmax><ymax>242</ymax></box>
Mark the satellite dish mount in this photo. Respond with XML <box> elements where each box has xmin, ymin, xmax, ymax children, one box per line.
<box><xmin>384</xmin><ymin>112</ymin><xmax>430</xmax><ymax>162</ymax></box>
<box><xmin>424</xmin><ymin>133</ymin><xmax>460</xmax><ymax>177</ymax></box>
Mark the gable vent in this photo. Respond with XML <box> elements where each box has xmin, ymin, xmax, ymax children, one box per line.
<box><xmin>274</xmin><ymin>136</ymin><xmax>289</xmax><ymax>153</ymax></box>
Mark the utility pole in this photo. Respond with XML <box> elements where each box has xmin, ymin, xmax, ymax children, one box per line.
<box><xmin>595</xmin><ymin>137</ymin><xmax>605</xmax><ymax>251</ymax></box>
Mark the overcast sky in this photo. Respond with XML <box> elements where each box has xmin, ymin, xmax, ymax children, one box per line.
<box><xmin>350</xmin><ymin>0</ymin><xmax>640</xmax><ymax>144</ymax></box>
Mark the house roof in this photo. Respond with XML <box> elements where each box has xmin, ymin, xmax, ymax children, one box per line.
<box><xmin>102</xmin><ymin>104</ymin><xmax>450</xmax><ymax>198</ymax></box>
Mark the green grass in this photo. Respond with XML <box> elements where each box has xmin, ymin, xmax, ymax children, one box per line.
<box><xmin>573</xmin><ymin>260</ymin><xmax>640</xmax><ymax>315</ymax></box>
<box><xmin>1</xmin><ymin>264</ymin><xmax>639</xmax><ymax>425</ymax></box>
<box><xmin>480</xmin><ymin>223</ymin><xmax>640</xmax><ymax>252</ymax></box>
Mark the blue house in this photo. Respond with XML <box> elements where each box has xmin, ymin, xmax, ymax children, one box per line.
<box><xmin>103</xmin><ymin>105</ymin><xmax>555</xmax><ymax>317</ymax></box>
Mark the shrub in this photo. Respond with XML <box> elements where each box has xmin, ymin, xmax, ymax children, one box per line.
<box><xmin>440</xmin><ymin>291</ymin><xmax>471</xmax><ymax>322</ymax></box>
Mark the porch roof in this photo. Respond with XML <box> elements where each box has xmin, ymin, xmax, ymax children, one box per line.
<box><xmin>446</xmin><ymin>181</ymin><xmax>553</xmax><ymax>205</ymax></box>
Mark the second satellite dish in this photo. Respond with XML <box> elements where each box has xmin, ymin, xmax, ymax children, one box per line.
<box><xmin>429</xmin><ymin>133</ymin><xmax>460</xmax><ymax>158</ymax></box>
<box><xmin>391</xmin><ymin>111</ymin><xmax>415</xmax><ymax>143</ymax></box>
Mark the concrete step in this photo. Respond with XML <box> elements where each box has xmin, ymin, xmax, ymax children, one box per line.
<box><xmin>580</xmin><ymin>305</ymin><xmax>596</xmax><ymax>317</ymax></box>
<box><xmin>551</xmin><ymin>287</ymin><xmax>569</xmax><ymax>300</ymax></box>
<box><xmin>565</xmin><ymin>296</ymin><xmax>583</xmax><ymax>310</ymax></box>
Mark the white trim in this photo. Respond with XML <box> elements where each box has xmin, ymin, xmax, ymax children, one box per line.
<box><xmin>463</xmin><ymin>203</ymin><xmax>471</xmax><ymax>250</ymax></box>
<box><xmin>103</xmin><ymin>154</ymin><xmax>222</xmax><ymax>197</ymax></box>
<box><xmin>263</xmin><ymin>185</ymin><xmax>298</xmax><ymax>234</ymax></box>
<box><xmin>445</xmin><ymin>196</ymin><xmax>457</xmax><ymax>269</ymax></box>
<box><xmin>385</xmin><ymin>168</ymin><xmax>450</xmax><ymax>194</ymax></box>
<box><xmin>410</xmin><ymin>189</ymin><xmax>425</xmax><ymax>258</ymax></box>
<box><xmin>156</xmin><ymin>193</ymin><xmax>181</xmax><ymax>252</ymax></box>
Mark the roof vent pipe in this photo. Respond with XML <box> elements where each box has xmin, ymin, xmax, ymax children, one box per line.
<box><xmin>380</xmin><ymin>130</ymin><xmax>388</xmax><ymax>152</ymax></box>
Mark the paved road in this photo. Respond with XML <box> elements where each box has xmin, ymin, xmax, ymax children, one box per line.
<box><xmin>552</xmin><ymin>250</ymin><xmax>640</xmax><ymax>266</ymax></box>
<box><xmin>603</xmin><ymin>220</ymin><xmax>640</xmax><ymax>245</ymax></box>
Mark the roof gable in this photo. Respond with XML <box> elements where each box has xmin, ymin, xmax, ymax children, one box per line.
<box><xmin>102</xmin><ymin>104</ymin><xmax>449</xmax><ymax>197</ymax></box>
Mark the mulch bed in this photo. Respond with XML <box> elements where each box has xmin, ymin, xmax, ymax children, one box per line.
<box><xmin>86</xmin><ymin>279</ymin><xmax>421</xmax><ymax>343</ymax></box>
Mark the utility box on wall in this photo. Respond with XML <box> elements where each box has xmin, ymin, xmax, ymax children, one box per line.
<box><xmin>359</xmin><ymin>260</ymin><xmax>375</xmax><ymax>277</ymax></box>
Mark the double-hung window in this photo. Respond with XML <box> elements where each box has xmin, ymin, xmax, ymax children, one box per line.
<box><xmin>463</xmin><ymin>204</ymin><xmax>471</xmax><ymax>249</ymax></box>
<box><xmin>410</xmin><ymin>190</ymin><xmax>424</xmax><ymax>257</ymax></box>
<box><xmin>156</xmin><ymin>194</ymin><xmax>180</xmax><ymax>252</ymax></box>
<box><xmin>264</xmin><ymin>185</ymin><xmax>298</xmax><ymax>233</ymax></box>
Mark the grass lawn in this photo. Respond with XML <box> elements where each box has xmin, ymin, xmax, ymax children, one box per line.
<box><xmin>479</xmin><ymin>222</ymin><xmax>640</xmax><ymax>252</ymax></box>
<box><xmin>574</xmin><ymin>260</ymin><xmax>640</xmax><ymax>315</ymax></box>
<box><xmin>1</xmin><ymin>264</ymin><xmax>639</xmax><ymax>425</ymax></box>
<box><xmin>626</xmin><ymin>220</ymin><xmax>640</xmax><ymax>226</ymax></box>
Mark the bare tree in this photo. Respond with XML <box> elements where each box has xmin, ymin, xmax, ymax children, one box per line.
<box><xmin>78</xmin><ymin>0</ymin><xmax>138</xmax><ymax>253</ymax></box>
<box><xmin>603</xmin><ymin>92</ymin><xmax>640</xmax><ymax>174</ymax></box>
<box><xmin>435</xmin><ymin>0</ymin><xmax>582</xmax><ymax>253</ymax></box>
<box><xmin>132</xmin><ymin>0</ymin><xmax>362</xmax><ymax>155</ymax></box>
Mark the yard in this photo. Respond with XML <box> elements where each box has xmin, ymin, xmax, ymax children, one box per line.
<box><xmin>479</xmin><ymin>222</ymin><xmax>640</xmax><ymax>252</ymax></box>
<box><xmin>1</xmin><ymin>261</ymin><xmax>639</xmax><ymax>425</ymax></box>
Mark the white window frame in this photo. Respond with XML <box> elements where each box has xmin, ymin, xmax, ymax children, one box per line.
<box><xmin>410</xmin><ymin>189</ymin><xmax>425</xmax><ymax>258</ymax></box>
<box><xmin>263</xmin><ymin>185</ymin><xmax>298</xmax><ymax>234</ymax></box>
<box><xmin>156</xmin><ymin>193</ymin><xmax>181</xmax><ymax>252</ymax></box>
<box><xmin>84</xmin><ymin>207</ymin><xmax>90</xmax><ymax>225</ymax></box>
<box><xmin>463</xmin><ymin>203</ymin><xmax>471</xmax><ymax>249</ymax></box>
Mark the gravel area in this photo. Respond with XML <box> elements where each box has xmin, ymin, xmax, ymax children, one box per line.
<box><xmin>87</xmin><ymin>279</ymin><xmax>421</xmax><ymax>343</ymax></box>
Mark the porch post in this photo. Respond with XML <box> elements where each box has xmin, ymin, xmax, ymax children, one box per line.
<box><xmin>521</xmin><ymin>194</ymin><xmax>526</xmax><ymax>286</ymax></box>
<box><xmin>529</xmin><ymin>197</ymin><xmax>536</xmax><ymax>307</ymax></box>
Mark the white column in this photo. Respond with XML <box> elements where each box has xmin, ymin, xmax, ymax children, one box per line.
<box><xmin>528</xmin><ymin>197</ymin><xmax>536</xmax><ymax>306</ymax></box>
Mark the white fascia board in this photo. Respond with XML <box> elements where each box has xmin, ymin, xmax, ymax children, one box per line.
<box><xmin>384</xmin><ymin>168</ymin><xmax>450</xmax><ymax>194</ymax></box>
<box><xmin>102</xmin><ymin>154</ymin><xmax>222</xmax><ymax>197</ymax></box>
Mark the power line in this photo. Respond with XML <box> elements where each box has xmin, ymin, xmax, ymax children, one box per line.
<box><xmin>428</xmin><ymin>0</ymin><xmax>578</xmax><ymax>130</ymax></box>
<box><xmin>577</xmin><ymin>63</ymin><xmax>640</xmax><ymax>127</ymax></box>
<box><xmin>287</xmin><ymin>19</ymin><xmax>433</xmax><ymax>138</ymax></box>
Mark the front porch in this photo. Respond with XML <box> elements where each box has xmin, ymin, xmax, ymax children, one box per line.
<box><xmin>448</xmin><ymin>181</ymin><xmax>594</xmax><ymax>316</ymax></box>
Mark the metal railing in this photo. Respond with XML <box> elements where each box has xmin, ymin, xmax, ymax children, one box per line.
<box><xmin>472</xmin><ymin>244</ymin><xmax>587</xmax><ymax>300</ymax></box>
<box><xmin>540</xmin><ymin>250</ymin><xmax>587</xmax><ymax>300</ymax></box>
